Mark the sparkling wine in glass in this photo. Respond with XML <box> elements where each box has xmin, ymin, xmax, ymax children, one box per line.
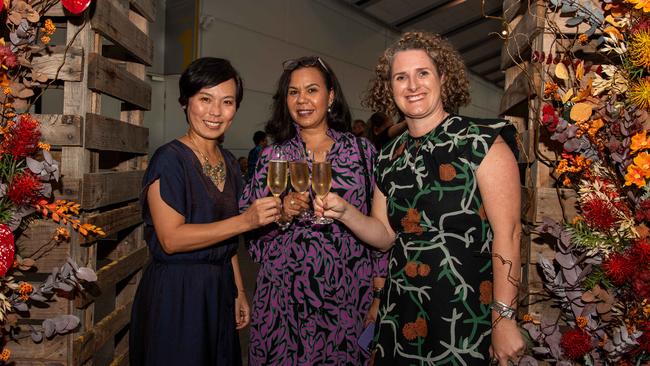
<box><xmin>289</xmin><ymin>160</ymin><xmax>311</xmax><ymax>220</ymax></box>
<box><xmin>311</xmin><ymin>151</ymin><xmax>333</xmax><ymax>224</ymax></box>
<box><xmin>267</xmin><ymin>160</ymin><xmax>288</xmax><ymax>198</ymax></box>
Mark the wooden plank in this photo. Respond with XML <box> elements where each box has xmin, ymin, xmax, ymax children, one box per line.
<box><xmin>15</xmin><ymin>220</ymin><xmax>71</xmax><ymax>274</ymax></box>
<box><xmin>130</xmin><ymin>0</ymin><xmax>155</xmax><ymax>22</ymax></box>
<box><xmin>32</xmin><ymin>46</ymin><xmax>83</xmax><ymax>82</ymax></box>
<box><xmin>84</xmin><ymin>113</ymin><xmax>149</xmax><ymax>153</ymax></box>
<box><xmin>501</xmin><ymin>2</ymin><xmax>544</xmax><ymax>70</ymax></box>
<box><xmin>78</xmin><ymin>247</ymin><xmax>148</xmax><ymax>308</ymax></box>
<box><xmin>521</xmin><ymin>186</ymin><xmax>535</xmax><ymax>223</ymax></box>
<box><xmin>36</xmin><ymin>114</ymin><xmax>83</xmax><ymax>147</ymax></box>
<box><xmin>87</xmin><ymin>53</ymin><xmax>151</xmax><ymax>110</ymax></box>
<box><xmin>72</xmin><ymin>302</ymin><xmax>132</xmax><ymax>366</ymax></box>
<box><xmin>8</xmin><ymin>333</ymin><xmax>68</xmax><ymax>363</ymax></box>
<box><xmin>503</xmin><ymin>0</ymin><xmax>525</xmax><ymax>23</ymax></box>
<box><xmin>91</xmin><ymin>0</ymin><xmax>153</xmax><ymax>65</ymax></box>
<box><xmin>80</xmin><ymin>203</ymin><xmax>142</xmax><ymax>244</ymax></box>
<box><xmin>81</xmin><ymin>170</ymin><xmax>145</xmax><ymax>209</ymax></box>
<box><xmin>44</xmin><ymin>2</ymin><xmax>64</xmax><ymax>16</ymax></box>
<box><xmin>110</xmin><ymin>351</ymin><xmax>129</xmax><ymax>366</ymax></box>
<box><xmin>499</xmin><ymin>66</ymin><xmax>541</xmax><ymax>116</ymax></box>
<box><xmin>534</xmin><ymin>187</ymin><xmax>578</xmax><ymax>224</ymax></box>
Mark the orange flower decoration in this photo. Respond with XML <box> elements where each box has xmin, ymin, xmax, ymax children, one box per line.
<box><xmin>402</xmin><ymin>322</ymin><xmax>418</xmax><ymax>341</ymax></box>
<box><xmin>479</xmin><ymin>280</ymin><xmax>493</xmax><ymax>304</ymax></box>
<box><xmin>625</xmin><ymin>164</ymin><xmax>646</xmax><ymax>187</ymax></box>
<box><xmin>0</xmin><ymin>348</ymin><xmax>9</xmax><ymax>362</ymax></box>
<box><xmin>631</xmin><ymin>130</ymin><xmax>650</xmax><ymax>152</ymax></box>
<box><xmin>401</xmin><ymin>208</ymin><xmax>423</xmax><ymax>235</ymax></box>
<box><xmin>439</xmin><ymin>163</ymin><xmax>456</xmax><ymax>181</ymax></box>
<box><xmin>633</xmin><ymin>152</ymin><xmax>650</xmax><ymax>177</ymax></box>
<box><xmin>414</xmin><ymin>317</ymin><xmax>428</xmax><ymax>337</ymax></box>
<box><xmin>576</xmin><ymin>316</ymin><xmax>588</xmax><ymax>329</ymax></box>
<box><xmin>417</xmin><ymin>263</ymin><xmax>430</xmax><ymax>277</ymax></box>
<box><xmin>404</xmin><ymin>261</ymin><xmax>418</xmax><ymax>277</ymax></box>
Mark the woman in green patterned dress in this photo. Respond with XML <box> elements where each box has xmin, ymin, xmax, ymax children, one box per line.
<box><xmin>314</xmin><ymin>32</ymin><xmax>525</xmax><ymax>366</ymax></box>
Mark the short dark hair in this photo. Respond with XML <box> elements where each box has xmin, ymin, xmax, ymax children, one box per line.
<box><xmin>178</xmin><ymin>57</ymin><xmax>244</xmax><ymax>109</ymax></box>
<box><xmin>367</xmin><ymin>111</ymin><xmax>390</xmax><ymax>129</ymax></box>
<box><xmin>253</xmin><ymin>130</ymin><xmax>267</xmax><ymax>145</ymax></box>
<box><xmin>265</xmin><ymin>56</ymin><xmax>351</xmax><ymax>144</ymax></box>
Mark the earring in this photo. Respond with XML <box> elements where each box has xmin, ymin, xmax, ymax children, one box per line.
<box><xmin>327</xmin><ymin>104</ymin><xmax>332</xmax><ymax>113</ymax></box>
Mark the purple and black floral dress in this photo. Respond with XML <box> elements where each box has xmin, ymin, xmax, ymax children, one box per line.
<box><xmin>240</xmin><ymin>127</ymin><xmax>388</xmax><ymax>365</ymax></box>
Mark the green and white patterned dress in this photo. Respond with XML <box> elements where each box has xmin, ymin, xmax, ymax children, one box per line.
<box><xmin>372</xmin><ymin>115</ymin><xmax>518</xmax><ymax>366</ymax></box>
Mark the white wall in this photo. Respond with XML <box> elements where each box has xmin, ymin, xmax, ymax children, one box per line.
<box><xmin>148</xmin><ymin>0</ymin><xmax>504</xmax><ymax>158</ymax></box>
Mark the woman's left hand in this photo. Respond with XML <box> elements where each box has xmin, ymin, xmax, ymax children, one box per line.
<box><xmin>235</xmin><ymin>290</ymin><xmax>250</xmax><ymax>330</ymax></box>
<box><xmin>490</xmin><ymin>318</ymin><xmax>525</xmax><ymax>365</ymax></box>
<box><xmin>364</xmin><ymin>298</ymin><xmax>381</xmax><ymax>327</ymax></box>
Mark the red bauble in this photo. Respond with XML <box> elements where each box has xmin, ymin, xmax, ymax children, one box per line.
<box><xmin>0</xmin><ymin>224</ymin><xmax>15</xmax><ymax>277</ymax></box>
<box><xmin>61</xmin><ymin>0</ymin><xmax>91</xmax><ymax>15</ymax></box>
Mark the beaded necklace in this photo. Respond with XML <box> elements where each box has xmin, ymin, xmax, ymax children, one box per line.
<box><xmin>188</xmin><ymin>135</ymin><xmax>226</xmax><ymax>188</ymax></box>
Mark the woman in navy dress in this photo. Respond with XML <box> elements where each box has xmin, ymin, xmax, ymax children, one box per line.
<box><xmin>129</xmin><ymin>57</ymin><xmax>281</xmax><ymax>365</ymax></box>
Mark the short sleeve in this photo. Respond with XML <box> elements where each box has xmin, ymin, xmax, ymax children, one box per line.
<box><xmin>463</xmin><ymin>119</ymin><xmax>519</xmax><ymax>168</ymax></box>
<box><xmin>141</xmin><ymin>144</ymin><xmax>187</xmax><ymax>222</ymax></box>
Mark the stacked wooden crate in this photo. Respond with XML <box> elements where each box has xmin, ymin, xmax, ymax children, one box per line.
<box><xmin>13</xmin><ymin>0</ymin><xmax>154</xmax><ymax>364</ymax></box>
<box><xmin>499</xmin><ymin>0</ymin><xmax>581</xmax><ymax>317</ymax></box>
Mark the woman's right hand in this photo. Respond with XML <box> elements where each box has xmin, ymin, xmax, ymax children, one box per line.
<box><xmin>313</xmin><ymin>192</ymin><xmax>349</xmax><ymax>221</ymax></box>
<box><xmin>243</xmin><ymin>196</ymin><xmax>281</xmax><ymax>229</ymax></box>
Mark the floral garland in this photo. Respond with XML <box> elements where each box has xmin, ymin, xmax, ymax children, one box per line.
<box><xmin>0</xmin><ymin>0</ymin><xmax>100</xmax><ymax>363</ymax></box>
<box><xmin>517</xmin><ymin>0</ymin><xmax>650</xmax><ymax>364</ymax></box>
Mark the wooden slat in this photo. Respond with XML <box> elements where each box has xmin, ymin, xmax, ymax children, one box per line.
<box><xmin>35</xmin><ymin>114</ymin><xmax>83</xmax><ymax>147</ymax></box>
<box><xmin>501</xmin><ymin>2</ymin><xmax>544</xmax><ymax>70</ymax></box>
<box><xmin>110</xmin><ymin>351</ymin><xmax>129</xmax><ymax>366</ymax></box>
<box><xmin>534</xmin><ymin>187</ymin><xmax>578</xmax><ymax>223</ymax></box>
<box><xmin>130</xmin><ymin>0</ymin><xmax>155</xmax><ymax>22</ymax></box>
<box><xmin>78</xmin><ymin>246</ymin><xmax>148</xmax><ymax>308</ymax></box>
<box><xmin>503</xmin><ymin>0</ymin><xmax>526</xmax><ymax>23</ymax></box>
<box><xmin>15</xmin><ymin>220</ymin><xmax>71</xmax><ymax>274</ymax></box>
<box><xmin>87</xmin><ymin>53</ymin><xmax>151</xmax><ymax>110</ymax></box>
<box><xmin>80</xmin><ymin>203</ymin><xmax>142</xmax><ymax>244</ymax></box>
<box><xmin>32</xmin><ymin>46</ymin><xmax>83</xmax><ymax>82</ymax></box>
<box><xmin>499</xmin><ymin>67</ymin><xmax>541</xmax><ymax>117</ymax></box>
<box><xmin>84</xmin><ymin>113</ymin><xmax>149</xmax><ymax>153</ymax></box>
<box><xmin>72</xmin><ymin>302</ymin><xmax>132</xmax><ymax>366</ymax></box>
<box><xmin>81</xmin><ymin>170</ymin><xmax>145</xmax><ymax>209</ymax></box>
<box><xmin>9</xmin><ymin>333</ymin><xmax>68</xmax><ymax>363</ymax></box>
<box><xmin>91</xmin><ymin>0</ymin><xmax>153</xmax><ymax>65</ymax></box>
<box><xmin>43</xmin><ymin>2</ymin><xmax>64</xmax><ymax>16</ymax></box>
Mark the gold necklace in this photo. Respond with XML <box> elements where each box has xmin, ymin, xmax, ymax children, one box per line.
<box><xmin>188</xmin><ymin>135</ymin><xmax>226</xmax><ymax>187</ymax></box>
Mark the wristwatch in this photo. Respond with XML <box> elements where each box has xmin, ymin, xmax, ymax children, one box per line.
<box><xmin>372</xmin><ymin>287</ymin><xmax>384</xmax><ymax>299</ymax></box>
<box><xmin>490</xmin><ymin>301</ymin><xmax>516</xmax><ymax>320</ymax></box>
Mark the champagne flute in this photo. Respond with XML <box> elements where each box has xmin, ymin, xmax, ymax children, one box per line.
<box><xmin>289</xmin><ymin>158</ymin><xmax>311</xmax><ymax>220</ymax></box>
<box><xmin>267</xmin><ymin>147</ymin><xmax>289</xmax><ymax>228</ymax></box>
<box><xmin>311</xmin><ymin>150</ymin><xmax>333</xmax><ymax>224</ymax></box>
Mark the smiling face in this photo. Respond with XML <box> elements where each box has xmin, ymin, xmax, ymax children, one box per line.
<box><xmin>286</xmin><ymin>67</ymin><xmax>334</xmax><ymax>131</ymax></box>
<box><xmin>390</xmin><ymin>49</ymin><xmax>446</xmax><ymax>121</ymax></box>
<box><xmin>186</xmin><ymin>78</ymin><xmax>237</xmax><ymax>141</ymax></box>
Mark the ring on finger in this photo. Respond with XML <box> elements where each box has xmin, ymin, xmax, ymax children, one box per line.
<box><xmin>290</xmin><ymin>199</ymin><xmax>295</xmax><ymax>205</ymax></box>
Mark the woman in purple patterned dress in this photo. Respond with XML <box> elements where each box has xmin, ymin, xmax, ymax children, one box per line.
<box><xmin>240</xmin><ymin>56</ymin><xmax>388</xmax><ymax>365</ymax></box>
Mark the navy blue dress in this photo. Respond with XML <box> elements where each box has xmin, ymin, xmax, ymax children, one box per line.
<box><xmin>129</xmin><ymin>139</ymin><xmax>243</xmax><ymax>366</ymax></box>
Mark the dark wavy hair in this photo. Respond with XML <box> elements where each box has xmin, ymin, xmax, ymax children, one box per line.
<box><xmin>265</xmin><ymin>56</ymin><xmax>351</xmax><ymax>143</ymax></box>
<box><xmin>364</xmin><ymin>31</ymin><xmax>470</xmax><ymax>119</ymax></box>
<box><xmin>178</xmin><ymin>57</ymin><xmax>244</xmax><ymax>110</ymax></box>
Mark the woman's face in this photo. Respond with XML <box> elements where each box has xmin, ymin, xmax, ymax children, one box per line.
<box><xmin>287</xmin><ymin>67</ymin><xmax>334</xmax><ymax>130</ymax></box>
<box><xmin>390</xmin><ymin>49</ymin><xmax>445</xmax><ymax>120</ymax></box>
<box><xmin>186</xmin><ymin>79</ymin><xmax>237</xmax><ymax>140</ymax></box>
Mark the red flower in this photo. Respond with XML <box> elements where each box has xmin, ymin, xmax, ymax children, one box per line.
<box><xmin>632</xmin><ymin>270</ymin><xmax>650</xmax><ymax>301</ymax></box>
<box><xmin>0</xmin><ymin>46</ymin><xmax>17</xmax><ymax>69</ymax></box>
<box><xmin>602</xmin><ymin>253</ymin><xmax>634</xmax><ymax>285</ymax></box>
<box><xmin>542</xmin><ymin>104</ymin><xmax>560</xmax><ymax>132</ymax></box>
<box><xmin>2</xmin><ymin>114</ymin><xmax>41</xmax><ymax>159</ymax></box>
<box><xmin>637</xmin><ymin>321</ymin><xmax>650</xmax><ymax>353</ymax></box>
<box><xmin>581</xmin><ymin>198</ymin><xmax>617</xmax><ymax>231</ymax></box>
<box><xmin>560</xmin><ymin>328</ymin><xmax>593</xmax><ymax>360</ymax></box>
<box><xmin>637</xmin><ymin>199</ymin><xmax>650</xmax><ymax>222</ymax></box>
<box><xmin>629</xmin><ymin>239</ymin><xmax>650</xmax><ymax>267</ymax></box>
<box><xmin>7</xmin><ymin>171</ymin><xmax>42</xmax><ymax>206</ymax></box>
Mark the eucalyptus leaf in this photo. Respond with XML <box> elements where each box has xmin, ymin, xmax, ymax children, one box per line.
<box><xmin>76</xmin><ymin>267</ymin><xmax>98</xmax><ymax>282</ymax></box>
<box><xmin>13</xmin><ymin>302</ymin><xmax>28</xmax><ymax>312</ymax></box>
<box><xmin>29</xmin><ymin>293</ymin><xmax>48</xmax><ymax>302</ymax></box>
<box><xmin>42</xmin><ymin>319</ymin><xmax>55</xmax><ymax>338</ymax></box>
<box><xmin>565</xmin><ymin>16</ymin><xmax>585</xmax><ymax>27</ymax></box>
<box><xmin>31</xmin><ymin>330</ymin><xmax>43</xmax><ymax>343</ymax></box>
<box><xmin>53</xmin><ymin>315</ymin><xmax>80</xmax><ymax>333</ymax></box>
<box><xmin>54</xmin><ymin>282</ymin><xmax>74</xmax><ymax>292</ymax></box>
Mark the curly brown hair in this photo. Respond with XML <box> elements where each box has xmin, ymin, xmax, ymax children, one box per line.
<box><xmin>364</xmin><ymin>31</ymin><xmax>470</xmax><ymax>119</ymax></box>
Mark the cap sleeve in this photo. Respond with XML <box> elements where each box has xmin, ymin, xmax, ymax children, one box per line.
<box><xmin>141</xmin><ymin>144</ymin><xmax>188</xmax><ymax>221</ymax></box>
<box><xmin>463</xmin><ymin>118</ymin><xmax>519</xmax><ymax>168</ymax></box>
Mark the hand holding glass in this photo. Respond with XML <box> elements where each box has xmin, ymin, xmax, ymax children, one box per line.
<box><xmin>311</xmin><ymin>151</ymin><xmax>333</xmax><ymax>224</ymax></box>
<box><xmin>289</xmin><ymin>159</ymin><xmax>312</xmax><ymax>221</ymax></box>
<box><xmin>267</xmin><ymin>148</ymin><xmax>289</xmax><ymax>228</ymax></box>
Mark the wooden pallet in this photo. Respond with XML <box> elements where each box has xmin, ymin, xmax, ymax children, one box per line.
<box><xmin>12</xmin><ymin>0</ymin><xmax>154</xmax><ymax>364</ymax></box>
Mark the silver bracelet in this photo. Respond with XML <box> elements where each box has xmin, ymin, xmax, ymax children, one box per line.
<box><xmin>490</xmin><ymin>301</ymin><xmax>516</xmax><ymax>320</ymax></box>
